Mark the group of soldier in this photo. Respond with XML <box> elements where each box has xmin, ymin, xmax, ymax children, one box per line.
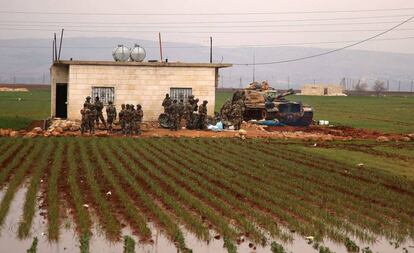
<box><xmin>80</xmin><ymin>96</ymin><xmax>143</xmax><ymax>135</ymax></box>
<box><xmin>80</xmin><ymin>91</ymin><xmax>244</xmax><ymax>135</ymax></box>
<box><xmin>161</xmin><ymin>93</ymin><xmax>209</xmax><ymax>131</ymax></box>
<box><xmin>219</xmin><ymin>90</ymin><xmax>245</xmax><ymax>130</ymax></box>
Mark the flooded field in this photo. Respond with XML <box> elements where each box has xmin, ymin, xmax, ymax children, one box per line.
<box><xmin>0</xmin><ymin>137</ymin><xmax>413</xmax><ymax>252</ymax></box>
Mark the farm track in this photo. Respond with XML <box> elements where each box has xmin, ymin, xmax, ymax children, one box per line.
<box><xmin>0</xmin><ymin>137</ymin><xmax>413</xmax><ymax>252</ymax></box>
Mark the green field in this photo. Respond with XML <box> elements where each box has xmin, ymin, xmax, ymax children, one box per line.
<box><xmin>0</xmin><ymin>137</ymin><xmax>413</xmax><ymax>253</ymax></box>
<box><xmin>216</xmin><ymin>91</ymin><xmax>414</xmax><ymax>133</ymax></box>
<box><xmin>0</xmin><ymin>88</ymin><xmax>50</xmax><ymax>130</ymax></box>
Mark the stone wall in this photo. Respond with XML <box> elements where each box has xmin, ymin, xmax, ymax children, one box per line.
<box><xmin>65</xmin><ymin>64</ymin><xmax>217</xmax><ymax>121</ymax></box>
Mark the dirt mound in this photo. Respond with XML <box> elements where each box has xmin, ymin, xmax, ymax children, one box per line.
<box><xmin>266</xmin><ymin>125</ymin><xmax>408</xmax><ymax>140</ymax></box>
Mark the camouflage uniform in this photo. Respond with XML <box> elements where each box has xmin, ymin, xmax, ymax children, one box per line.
<box><xmin>106</xmin><ymin>101</ymin><xmax>117</xmax><ymax>132</ymax></box>
<box><xmin>88</xmin><ymin>103</ymin><xmax>96</xmax><ymax>134</ymax></box>
<box><xmin>118</xmin><ymin>104</ymin><xmax>126</xmax><ymax>134</ymax></box>
<box><xmin>177</xmin><ymin>99</ymin><xmax>185</xmax><ymax>128</ymax></box>
<box><xmin>162</xmin><ymin>94</ymin><xmax>172</xmax><ymax>114</ymax></box>
<box><xmin>123</xmin><ymin>104</ymin><xmax>132</xmax><ymax>135</ymax></box>
<box><xmin>94</xmin><ymin>97</ymin><xmax>107</xmax><ymax>128</ymax></box>
<box><xmin>169</xmin><ymin>100</ymin><xmax>179</xmax><ymax>131</ymax></box>
<box><xmin>197</xmin><ymin>100</ymin><xmax>208</xmax><ymax>130</ymax></box>
<box><xmin>231</xmin><ymin>103</ymin><xmax>243</xmax><ymax>130</ymax></box>
<box><xmin>80</xmin><ymin>105</ymin><xmax>91</xmax><ymax>134</ymax></box>
<box><xmin>135</xmin><ymin>104</ymin><xmax>143</xmax><ymax>135</ymax></box>
<box><xmin>184</xmin><ymin>100</ymin><xmax>193</xmax><ymax>128</ymax></box>
<box><xmin>220</xmin><ymin>99</ymin><xmax>232</xmax><ymax>121</ymax></box>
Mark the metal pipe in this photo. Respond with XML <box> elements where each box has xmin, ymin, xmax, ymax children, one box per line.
<box><xmin>158</xmin><ymin>32</ymin><xmax>163</xmax><ymax>61</ymax></box>
<box><xmin>58</xmin><ymin>28</ymin><xmax>64</xmax><ymax>61</ymax></box>
<box><xmin>210</xmin><ymin>36</ymin><xmax>212</xmax><ymax>63</ymax></box>
<box><xmin>54</xmin><ymin>33</ymin><xmax>57</xmax><ymax>62</ymax></box>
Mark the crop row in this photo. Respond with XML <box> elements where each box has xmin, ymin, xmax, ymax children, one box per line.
<box><xmin>0</xmin><ymin>137</ymin><xmax>413</xmax><ymax>253</ymax></box>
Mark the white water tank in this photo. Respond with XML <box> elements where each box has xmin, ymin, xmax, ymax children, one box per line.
<box><xmin>130</xmin><ymin>44</ymin><xmax>146</xmax><ymax>62</ymax></box>
<box><xmin>112</xmin><ymin>45</ymin><xmax>131</xmax><ymax>62</ymax></box>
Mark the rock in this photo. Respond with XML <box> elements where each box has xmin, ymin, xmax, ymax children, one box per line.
<box><xmin>95</xmin><ymin>132</ymin><xmax>109</xmax><ymax>137</ymax></box>
<box><xmin>32</xmin><ymin>127</ymin><xmax>43</xmax><ymax>133</ymax></box>
<box><xmin>69</xmin><ymin>125</ymin><xmax>80</xmax><ymax>131</ymax></box>
<box><xmin>376</xmin><ymin>136</ymin><xmax>390</xmax><ymax>142</ymax></box>
<box><xmin>407</xmin><ymin>133</ymin><xmax>414</xmax><ymax>141</ymax></box>
<box><xmin>0</xmin><ymin>129</ymin><xmax>11</xmax><ymax>136</ymax></box>
<box><xmin>9</xmin><ymin>131</ymin><xmax>18</xmax><ymax>137</ymax></box>
<box><xmin>51</xmin><ymin>131</ymin><xmax>61</xmax><ymax>137</ymax></box>
<box><xmin>24</xmin><ymin>132</ymin><xmax>38</xmax><ymax>138</ymax></box>
<box><xmin>55</xmin><ymin>127</ymin><xmax>63</xmax><ymax>133</ymax></box>
<box><xmin>400</xmin><ymin>136</ymin><xmax>411</xmax><ymax>142</ymax></box>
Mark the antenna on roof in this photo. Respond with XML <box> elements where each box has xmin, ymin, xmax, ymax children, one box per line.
<box><xmin>54</xmin><ymin>33</ymin><xmax>57</xmax><ymax>62</ymax></box>
<box><xmin>58</xmin><ymin>28</ymin><xmax>64</xmax><ymax>61</ymax></box>
<box><xmin>158</xmin><ymin>32</ymin><xmax>163</xmax><ymax>62</ymax></box>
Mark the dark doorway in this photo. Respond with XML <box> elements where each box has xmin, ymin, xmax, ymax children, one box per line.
<box><xmin>56</xmin><ymin>83</ymin><xmax>68</xmax><ymax>118</ymax></box>
<box><xmin>323</xmin><ymin>88</ymin><xmax>328</xmax><ymax>95</ymax></box>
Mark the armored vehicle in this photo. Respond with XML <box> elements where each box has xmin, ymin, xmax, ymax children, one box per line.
<box><xmin>235</xmin><ymin>83</ymin><xmax>313</xmax><ymax>126</ymax></box>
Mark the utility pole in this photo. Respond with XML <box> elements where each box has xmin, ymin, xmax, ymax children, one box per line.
<box><xmin>411</xmin><ymin>80</ymin><xmax>413</xmax><ymax>93</ymax></box>
<box><xmin>13</xmin><ymin>75</ymin><xmax>16</xmax><ymax>84</ymax></box>
<box><xmin>288</xmin><ymin>76</ymin><xmax>290</xmax><ymax>89</ymax></box>
<box><xmin>252</xmin><ymin>51</ymin><xmax>255</xmax><ymax>83</ymax></box>
<box><xmin>398</xmin><ymin>81</ymin><xmax>401</xmax><ymax>92</ymax></box>
<box><xmin>158</xmin><ymin>32</ymin><xmax>163</xmax><ymax>62</ymax></box>
<box><xmin>42</xmin><ymin>73</ymin><xmax>45</xmax><ymax>84</ymax></box>
<box><xmin>239</xmin><ymin>77</ymin><xmax>242</xmax><ymax>88</ymax></box>
<box><xmin>209</xmin><ymin>36</ymin><xmax>213</xmax><ymax>63</ymax></box>
<box><xmin>387</xmin><ymin>80</ymin><xmax>389</xmax><ymax>91</ymax></box>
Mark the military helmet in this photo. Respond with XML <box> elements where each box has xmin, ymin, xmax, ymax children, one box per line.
<box><xmin>86</xmin><ymin>96</ymin><xmax>91</xmax><ymax>100</ymax></box>
<box><xmin>203</xmin><ymin>100</ymin><xmax>208</xmax><ymax>104</ymax></box>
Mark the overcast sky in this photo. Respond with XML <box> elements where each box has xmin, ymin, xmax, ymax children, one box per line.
<box><xmin>1</xmin><ymin>0</ymin><xmax>414</xmax><ymax>53</ymax></box>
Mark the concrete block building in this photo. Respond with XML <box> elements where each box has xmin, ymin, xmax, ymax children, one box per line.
<box><xmin>50</xmin><ymin>60</ymin><xmax>231</xmax><ymax>121</ymax></box>
<box><xmin>300</xmin><ymin>84</ymin><xmax>345</xmax><ymax>96</ymax></box>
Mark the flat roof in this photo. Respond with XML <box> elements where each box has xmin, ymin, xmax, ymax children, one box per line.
<box><xmin>54</xmin><ymin>60</ymin><xmax>232</xmax><ymax>68</ymax></box>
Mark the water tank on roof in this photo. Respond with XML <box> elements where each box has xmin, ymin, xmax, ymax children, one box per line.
<box><xmin>130</xmin><ymin>44</ymin><xmax>146</xmax><ymax>62</ymax></box>
<box><xmin>112</xmin><ymin>45</ymin><xmax>131</xmax><ymax>62</ymax></box>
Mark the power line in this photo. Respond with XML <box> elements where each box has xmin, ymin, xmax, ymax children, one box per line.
<box><xmin>233</xmin><ymin>15</ymin><xmax>414</xmax><ymax>65</ymax></box>
<box><xmin>1</xmin><ymin>7</ymin><xmax>414</xmax><ymax>16</ymax></box>
<box><xmin>0</xmin><ymin>14</ymin><xmax>411</xmax><ymax>24</ymax></box>
<box><xmin>1</xmin><ymin>27</ymin><xmax>414</xmax><ymax>34</ymax></box>
<box><xmin>1</xmin><ymin>36</ymin><xmax>414</xmax><ymax>49</ymax></box>
<box><xmin>0</xmin><ymin>20</ymin><xmax>411</xmax><ymax>29</ymax></box>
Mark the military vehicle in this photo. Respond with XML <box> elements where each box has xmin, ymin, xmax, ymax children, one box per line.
<box><xmin>234</xmin><ymin>83</ymin><xmax>314</xmax><ymax>126</ymax></box>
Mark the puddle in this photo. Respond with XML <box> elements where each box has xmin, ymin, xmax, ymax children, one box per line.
<box><xmin>0</xmin><ymin>186</ymin><xmax>413</xmax><ymax>253</ymax></box>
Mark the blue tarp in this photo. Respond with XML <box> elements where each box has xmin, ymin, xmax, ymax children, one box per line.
<box><xmin>253</xmin><ymin>120</ymin><xmax>285</xmax><ymax>127</ymax></box>
<box><xmin>207</xmin><ymin>121</ymin><xmax>224</xmax><ymax>131</ymax></box>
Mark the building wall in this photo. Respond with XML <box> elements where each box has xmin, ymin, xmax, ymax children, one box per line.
<box><xmin>301</xmin><ymin>84</ymin><xmax>344</xmax><ymax>96</ymax></box>
<box><xmin>50</xmin><ymin>65</ymin><xmax>69</xmax><ymax>117</ymax></box>
<box><xmin>66</xmin><ymin>64</ymin><xmax>216</xmax><ymax>121</ymax></box>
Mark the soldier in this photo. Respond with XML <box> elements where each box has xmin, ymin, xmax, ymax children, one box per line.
<box><xmin>169</xmin><ymin>100</ymin><xmax>179</xmax><ymax>131</ymax></box>
<box><xmin>80</xmin><ymin>104</ymin><xmax>90</xmax><ymax>134</ymax></box>
<box><xmin>183</xmin><ymin>99</ymin><xmax>193</xmax><ymax>129</ymax></box>
<box><xmin>198</xmin><ymin>100</ymin><xmax>208</xmax><ymax>130</ymax></box>
<box><xmin>231</xmin><ymin>103</ymin><xmax>243</xmax><ymax>130</ymax></box>
<box><xmin>135</xmin><ymin>104</ymin><xmax>143</xmax><ymax>135</ymax></box>
<box><xmin>88</xmin><ymin>103</ymin><xmax>96</xmax><ymax>134</ymax></box>
<box><xmin>84</xmin><ymin>96</ymin><xmax>92</xmax><ymax>108</ymax></box>
<box><xmin>162</xmin><ymin>93</ymin><xmax>172</xmax><ymax>114</ymax></box>
<box><xmin>106</xmin><ymin>101</ymin><xmax>117</xmax><ymax>132</ymax></box>
<box><xmin>124</xmin><ymin>104</ymin><xmax>132</xmax><ymax>135</ymax></box>
<box><xmin>94</xmin><ymin>96</ymin><xmax>107</xmax><ymax>128</ymax></box>
<box><xmin>118</xmin><ymin>104</ymin><xmax>126</xmax><ymax>134</ymax></box>
<box><xmin>131</xmin><ymin>104</ymin><xmax>138</xmax><ymax>134</ymax></box>
<box><xmin>220</xmin><ymin>99</ymin><xmax>232</xmax><ymax>122</ymax></box>
<box><xmin>177</xmin><ymin>99</ymin><xmax>185</xmax><ymax>128</ymax></box>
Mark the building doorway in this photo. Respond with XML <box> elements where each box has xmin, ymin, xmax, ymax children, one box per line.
<box><xmin>323</xmin><ymin>88</ymin><xmax>328</xmax><ymax>95</ymax></box>
<box><xmin>56</xmin><ymin>83</ymin><xmax>68</xmax><ymax>118</ymax></box>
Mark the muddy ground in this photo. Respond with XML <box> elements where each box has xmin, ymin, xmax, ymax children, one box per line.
<box><xmin>1</xmin><ymin>120</ymin><xmax>412</xmax><ymax>142</ymax></box>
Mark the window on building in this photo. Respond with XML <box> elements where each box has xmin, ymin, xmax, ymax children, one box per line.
<box><xmin>170</xmin><ymin>88</ymin><xmax>192</xmax><ymax>102</ymax></box>
<box><xmin>92</xmin><ymin>87</ymin><xmax>115</xmax><ymax>105</ymax></box>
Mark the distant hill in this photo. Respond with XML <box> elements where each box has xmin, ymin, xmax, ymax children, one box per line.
<box><xmin>0</xmin><ymin>37</ymin><xmax>413</xmax><ymax>91</ymax></box>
